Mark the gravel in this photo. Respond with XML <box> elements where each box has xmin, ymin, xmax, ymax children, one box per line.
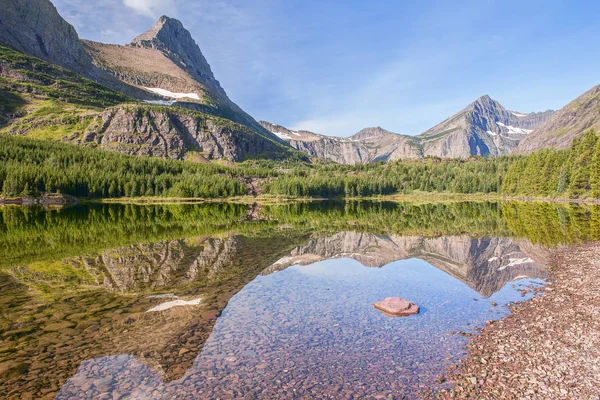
<box><xmin>433</xmin><ymin>242</ymin><xmax>600</xmax><ymax>399</ymax></box>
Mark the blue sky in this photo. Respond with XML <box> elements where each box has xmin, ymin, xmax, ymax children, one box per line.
<box><xmin>53</xmin><ymin>0</ymin><xmax>600</xmax><ymax>136</ymax></box>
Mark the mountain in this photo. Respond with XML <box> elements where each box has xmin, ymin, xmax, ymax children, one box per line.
<box><xmin>0</xmin><ymin>0</ymin><xmax>294</xmax><ymax>162</ymax></box>
<box><xmin>417</xmin><ymin>95</ymin><xmax>554</xmax><ymax>158</ymax></box>
<box><xmin>516</xmin><ymin>84</ymin><xmax>600</xmax><ymax>153</ymax></box>
<box><xmin>0</xmin><ymin>0</ymin><xmax>153</xmax><ymax>99</ymax></box>
<box><xmin>0</xmin><ymin>44</ymin><xmax>293</xmax><ymax>161</ymax></box>
<box><xmin>259</xmin><ymin>122</ymin><xmax>421</xmax><ymax>164</ymax></box>
<box><xmin>83</xmin><ymin>16</ymin><xmax>278</xmax><ymax>139</ymax></box>
<box><xmin>262</xmin><ymin>96</ymin><xmax>554</xmax><ymax>164</ymax></box>
<box><xmin>0</xmin><ymin>0</ymin><xmax>89</xmax><ymax>73</ymax></box>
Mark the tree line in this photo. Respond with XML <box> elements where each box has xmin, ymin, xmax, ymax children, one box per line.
<box><xmin>0</xmin><ymin>135</ymin><xmax>274</xmax><ymax>198</ymax></box>
<box><xmin>0</xmin><ymin>130</ymin><xmax>599</xmax><ymax>200</ymax></box>
<box><xmin>501</xmin><ymin>129</ymin><xmax>600</xmax><ymax>199</ymax></box>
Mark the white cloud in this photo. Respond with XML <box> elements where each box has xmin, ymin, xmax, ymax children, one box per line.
<box><xmin>123</xmin><ymin>0</ymin><xmax>174</xmax><ymax>18</ymax></box>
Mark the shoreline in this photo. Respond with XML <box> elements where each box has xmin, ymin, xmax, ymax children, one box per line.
<box><xmin>435</xmin><ymin>242</ymin><xmax>600</xmax><ymax>399</ymax></box>
<box><xmin>2</xmin><ymin>192</ymin><xmax>600</xmax><ymax>207</ymax></box>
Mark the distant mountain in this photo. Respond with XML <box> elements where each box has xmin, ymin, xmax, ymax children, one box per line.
<box><xmin>262</xmin><ymin>96</ymin><xmax>554</xmax><ymax>164</ymax></box>
<box><xmin>259</xmin><ymin>122</ymin><xmax>421</xmax><ymax>164</ymax></box>
<box><xmin>418</xmin><ymin>95</ymin><xmax>554</xmax><ymax>158</ymax></box>
<box><xmin>0</xmin><ymin>0</ymin><xmax>294</xmax><ymax>162</ymax></box>
<box><xmin>516</xmin><ymin>84</ymin><xmax>600</xmax><ymax>154</ymax></box>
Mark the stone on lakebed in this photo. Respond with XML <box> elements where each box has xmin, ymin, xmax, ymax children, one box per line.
<box><xmin>374</xmin><ymin>297</ymin><xmax>419</xmax><ymax>317</ymax></box>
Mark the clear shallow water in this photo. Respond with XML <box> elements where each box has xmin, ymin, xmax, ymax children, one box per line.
<box><xmin>56</xmin><ymin>258</ymin><xmax>543</xmax><ymax>399</ymax></box>
<box><xmin>1</xmin><ymin>201</ymin><xmax>597</xmax><ymax>399</ymax></box>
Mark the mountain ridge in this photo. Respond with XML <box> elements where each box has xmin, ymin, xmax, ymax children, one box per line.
<box><xmin>261</xmin><ymin>95</ymin><xmax>554</xmax><ymax>164</ymax></box>
<box><xmin>516</xmin><ymin>84</ymin><xmax>600</xmax><ymax>153</ymax></box>
<box><xmin>0</xmin><ymin>0</ymin><xmax>295</xmax><ymax>162</ymax></box>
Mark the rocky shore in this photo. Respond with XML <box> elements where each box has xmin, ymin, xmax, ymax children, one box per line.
<box><xmin>0</xmin><ymin>193</ymin><xmax>78</xmax><ymax>207</ymax></box>
<box><xmin>435</xmin><ymin>242</ymin><xmax>600</xmax><ymax>399</ymax></box>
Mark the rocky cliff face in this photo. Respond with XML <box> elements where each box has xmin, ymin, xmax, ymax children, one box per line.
<box><xmin>0</xmin><ymin>0</ymin><xmax>91</xmax><ymax>74</ymax></box>
<box><xmin>130</xmin><ymin>16</ymin><xmax>221</xmax><ymax>94</ymax></box>
<box><xmin>263</xmin><ymin>232</ymin><xmax>548</xmax><ymax>297</ymax></box>
<box><xmin>0</xmin><ymin>0</ymin><xmax>154</xmax><ymax>99</ymax></box>
<box><xmin>260</xmin><ymin>122</ymin><xmax>422</xmax><ymax>164</ymax></box>
<box><xmin>78</xmin><ymin>105</ymin><xmax>290</xmax><ymax>162</ymax></box>
<box><xmin>262</xmin><ymin>96</ymin><xmax>554</xmax><ymax>164</ymax></box>
<box><xmin>0</xmin><ymin>0</ymin><xmax>292</xmax><ymax>161</ymax></box>
<box><xmin>417</xmin><ymin>95</ymin><xmax>554</xmax><ymax>158</ymax></box>
<box><xmin>83</xmin><ymin>16</ymin><xmax>281</xmax><ymax>142</ymax></box>
<box><xmin>516</xmin><ymin>84</ymin><xmax>600</xmax><ymax>153</ymax></box>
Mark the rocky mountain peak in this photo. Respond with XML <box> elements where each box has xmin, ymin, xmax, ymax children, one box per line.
<box><xmin>466</xmin><ymin>95</ymin><xmax>513</xmax><ymax>132</ymax></box>
<box><xmin>132</xmin><ymin>16</ymin><xmax>183</xmax><ymax>43</ymax></box>
<box><xmin>131</xmin><ymin>15</ymin><xmax>217</xmax><ymax>84</ymax></box>
<box><xmin>470</xmin><ymin>95</ymin><xmax>506</xmax><ymax>114</ymax></box>
<box><xmin>474</xmin><ymin>94</ymin><xmax>493</xmax><ymax>103</ymax></box>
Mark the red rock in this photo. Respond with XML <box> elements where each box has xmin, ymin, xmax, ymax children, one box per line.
<box><xmin>374</xmin><ymin>297</ymin><xmax>419</xmax><ymax>316</ymax></box>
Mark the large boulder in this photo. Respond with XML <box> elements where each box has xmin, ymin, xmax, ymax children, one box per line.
<box><xmin>374</xmin><ymin>297</ymin><xmax>419</xmax><ymax>317</ymax></box>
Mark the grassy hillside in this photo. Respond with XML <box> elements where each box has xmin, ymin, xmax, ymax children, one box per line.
<box><xmin>0</xmin><ymin>45</ymin><xmax>299</xmax><ymax>162</ymax></box>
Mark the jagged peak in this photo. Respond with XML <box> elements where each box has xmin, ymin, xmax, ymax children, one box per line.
<box><xmin>130</xmin><ymin>15</ymin><xmax>217</xmax><ymax>83</ymax></box>
<box><xmin>471</xmin><ymin>94</ymin><xmax>503</xmax><ymax>109</ymax></box>
<box><xmin>132</xmin><ymin>16</ymin><xmax>186</xmax><ymax>44</ymax></box>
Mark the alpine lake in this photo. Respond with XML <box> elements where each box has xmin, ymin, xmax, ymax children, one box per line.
<box><xmin>0</xmin><ymin>200</ymin><xmax>598</xmax><ymax>399</ymax></box>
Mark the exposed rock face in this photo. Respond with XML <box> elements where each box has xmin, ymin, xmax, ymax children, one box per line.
<box><xmin>516</xmin><ymin>84</ymin><xmax>600</xmax><ymax>153</ymax></box>
<box><xmin>0</xmin><ymin>0</ymin><xmax>152</xmax><ymax>99</ymax></box>
<box><xmin>131</xmin><ymin>16</ymin><xmax>220</xmax><ymax>93</ymax></box>
<box><xmin>261</xmin><ymin>97</ymin><xmax>554</xmax><ymax>164</ymax></box>
<box><xmin>260</xmin><ymin>122</ymin><xmax>422</xmax><ymax>164</ymax></box>
<box><xmin>374</xmin><ymin>297</ymin><xmax>419</xmax><ymax>316</ymax></box>
<box><xmin>0</xmin><ymin>0</ymin><xmax>290</xmax><ymax>160</ymax></box>
<box><xmin>263</xmin><ymin>232</ymin><xmax>549</xmax><ymax>297</ymax></box>
<box><xmin>417</xmin><ymin>95</ymin><xmax>554</xmax><ymax>158</ymax></box>
<box><xmin>509</xmin><ymin>109</ymin><xmax>556</xmax><ymax>130</ymax></box>
<box><xmin>0</xmin><ymin>0</ymin><xmax>91</xmax><ymax>74</ymax></box>
<box><xmin>79</xmin><ymin>106</ymin><xmax>287</xmax><ymax>162</ymax></box>
<box><xmin>83</xmin><ymin>17</ymin><xmax>281</xmax><ymax>142</ymax></box>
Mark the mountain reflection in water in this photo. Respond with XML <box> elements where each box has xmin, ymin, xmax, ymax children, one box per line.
<box><xmin>0</xmin><ymin>201</ymin><xmax>597</xmax><ymax>399</ymax></box>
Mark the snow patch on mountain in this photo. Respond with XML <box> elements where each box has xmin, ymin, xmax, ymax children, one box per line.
<box><xmin>272</xmin><ymin>131</ymin><xmax>292</xmax><ymax>140</ymax></box>
<box><xmin>497</xmin><ymin>122</ymin><xmax>533</xmax><ymax>135</ymax></box>
<box><xmin>144</xmin><ymin>87</ymin><xmax>200</xmax><ymax>100</ymax></box>
<box><xmin>266</xmin><ymin>127</ymin><xmax>302</xmax><ymax>140</ymax></box>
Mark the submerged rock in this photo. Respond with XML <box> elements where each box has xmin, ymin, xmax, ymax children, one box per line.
<box><xmin>374</xmin><ymin>297</ymin><xmax>419</xmax><ymax>317</ymax></box>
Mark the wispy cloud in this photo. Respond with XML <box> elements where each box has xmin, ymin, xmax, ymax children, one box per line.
<box><xmin>51</xmin><ymin>0</ymin><xmax>600</xmax><ymax>137</ymax></box>
<box><xmin>122</xmin><ymin>0</ymin><xmax>174</xmax><ymax>18</ymax></box>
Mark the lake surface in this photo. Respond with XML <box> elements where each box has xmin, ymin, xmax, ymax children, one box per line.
<box><xmin>0</xmin><ymin>201</ymin><xmax>598</xmax><ymax>399</ymax></box>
